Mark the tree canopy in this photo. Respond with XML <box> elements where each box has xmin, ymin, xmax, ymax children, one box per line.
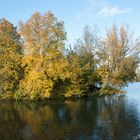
<box><xmin>0</xmin><ymin>11</ymin><xmax>139</xmax><ymax>100</ymax></box>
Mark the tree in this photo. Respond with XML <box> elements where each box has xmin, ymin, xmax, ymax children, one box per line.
<box><xmin>74</xmin><ymin>26</ymin><xmax>100</xmax><ymax>92</ymax></box>
<box><xmin>19</xmin><ymin>11</ymin><xmax>66</xmax><ymax>55</ymax></box>
<box><xmin>98</xmin><ymin>24</ymin><xmax>139</xmax><ymax>94</ymax></box>
<box><xmin>64</xmin><ymin>26</ymin><xmax>100</xmax><ymax>97</ymax></box>
<box><xmin>0</xmin><ymin>19</ymin><xmax>22</xmax><ymax>98</ymax></box>
<box><xmin>18</xmin><ymin>11</ymin><xmax>68</xmax><ymax>100</ymax></box>
<box><xmin>0</xmin><ymin>15</ymin><xmax>139</xmax><ymax>100</ymax></box>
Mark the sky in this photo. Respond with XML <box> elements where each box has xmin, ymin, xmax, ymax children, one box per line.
<box><xmin>0</xmin><ymin>0</ymin><xmax>140</xmax><ymax>44</ymax></box>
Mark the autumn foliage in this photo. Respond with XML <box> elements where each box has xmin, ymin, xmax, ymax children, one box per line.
<box><xmin>0</xmin><ymin>12</ymin><xmax>139</xmax><ymax>100</ymax></box>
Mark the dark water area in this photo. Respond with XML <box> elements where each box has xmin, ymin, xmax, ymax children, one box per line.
<box><xmin>0</xmin><ymin>83</ymin><xmax>140</xmax><ymax>140</ymax></box>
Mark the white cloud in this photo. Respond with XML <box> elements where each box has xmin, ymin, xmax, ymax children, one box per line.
<box><xmin>76</xmin><ymin>0</ymin><xmax>106</xmax><ymax>21</ymax></box>
<box><xmin>97</xmin><ymin>6</ymin><xmax>132</xmax><ymax>17</ymax></box>
<box><xmin>75</xmin><ymin>0</ymin><xmax>132</xmax><ymax>21</ymax></box>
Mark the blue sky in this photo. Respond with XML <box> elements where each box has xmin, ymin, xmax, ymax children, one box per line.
<box><xmin>0</xmin><ymin>0</ymin><xmax>140</xmax><ymax>44</ymax></box>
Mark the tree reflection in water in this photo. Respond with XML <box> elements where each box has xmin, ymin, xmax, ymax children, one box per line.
<box><xmin>0</xmin><ymin>95</ymin><xmax>140</xmax><ymax>140</ymax></box>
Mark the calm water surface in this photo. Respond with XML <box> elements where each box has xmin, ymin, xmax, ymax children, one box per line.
<box><xmin>0</xmin><ymin>83</ymin><xmax>140</xmax><ymax>140</ymax></box>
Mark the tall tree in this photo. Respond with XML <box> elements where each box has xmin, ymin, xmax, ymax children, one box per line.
<box><xmin>98</xmin><ymin>24</ymin><xmax>139</xmax><ymax>94</ymax></box>
<box><xmin>0</xmin><ymin>19</ymin><xmax>21</xmax><ymax>98</ymax></box>
<box><xmin>19</xmin><ymin>11</ymin><xmax>66</xmax><ymax>55</ymax></box>
<box><xmin>73</xmin><ymin>26</ymin><xmax>99</xmax><ymax>93</ymax></box>
<box><xmin>18</xmin><ymin>11</ymin><xmax>68</xmax><ymax>100</ymax></box>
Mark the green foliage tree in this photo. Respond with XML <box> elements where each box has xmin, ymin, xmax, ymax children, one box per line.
<box><xmin>66</xmin><ymin>26</ymin><xmax>100</xmax><ymax>96</ymax></box>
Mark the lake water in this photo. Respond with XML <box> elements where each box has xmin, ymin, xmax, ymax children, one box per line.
<box><xmin>0</xmin><ymin>83</ymin><xmax>140</xmax><ymax>140</ymax></box>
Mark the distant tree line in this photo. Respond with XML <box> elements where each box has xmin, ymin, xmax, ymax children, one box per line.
<box><xmin>0</xmin><ymin>11</ymin><xmax>140</xmax><ymax>100</ymax></box>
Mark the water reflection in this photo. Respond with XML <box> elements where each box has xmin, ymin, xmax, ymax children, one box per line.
<box><xmin>0</xmin><ymin>94</ymin><xmax>140</xmax><ymax>140</ymax></box>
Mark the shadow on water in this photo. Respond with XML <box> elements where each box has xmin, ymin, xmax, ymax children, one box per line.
<box><xmin>0</xmin><ymin>92</ymin><xmax>140</xmax><ymax>140</ymax></box>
